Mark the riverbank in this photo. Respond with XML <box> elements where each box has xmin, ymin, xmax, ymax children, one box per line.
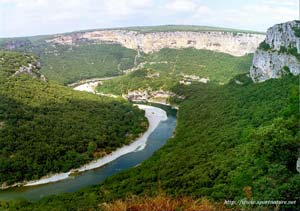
<box><xmin>72</xmin><ymin>78</ymin><xmax>179</xmax><ymax>109</ymax></box>
<box><xmin>22</xmin><ymin>104</ymin><xmax>167</xmax><ymax>187</ymax></box>
<box><xmin>68</xmin><ymin>77</ymin><xmax>118</xmax><ymax>87</ymax></box>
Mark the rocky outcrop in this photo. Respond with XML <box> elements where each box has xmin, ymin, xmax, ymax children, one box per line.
<box><xmin>48</xmin><ymin>30</ymin><xmax>265</xmax><ymax>56</ymax></box>
<box><xmin>123</xmin><ymin>90</ymin><xmax>184</xmax><ymax>104</ymax></box>
<box><xmin>265</xmin><ymin>21</ymin><xmax>300</xmax><ymax>52</ymax></box>
<box><xmin>179</xmin><ymin>74</ymin><xmax>209</xmax><ymax>85</ymax></box>
<box><xmin>2</xmin><ymin>39</ymin><xmax>32</xmax><ymax>50</ymax></box>
<box><xmin>250</xmin><ymin>21</ymin><xmax>300</xmax><ymax>82</ymax></box>
<box><xmin>12</xmin><ymin>61</ymin><xmax>47</xmax><ymax>81</ymax></box>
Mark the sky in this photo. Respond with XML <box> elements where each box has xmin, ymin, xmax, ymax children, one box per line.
<box><xmin>0</xmin><ymin>0</ymin><xmax>298</xmax><ymax>37</ymax></box>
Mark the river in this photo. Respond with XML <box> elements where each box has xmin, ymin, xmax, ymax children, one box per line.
<box><xmin>0</xmin><ymin>103</ymin><xmax>177</xmax><ymax>202</ymax></box>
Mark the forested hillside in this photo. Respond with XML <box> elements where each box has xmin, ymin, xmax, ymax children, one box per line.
<box><xmin>6</xmin><ymin>73</ymin><xmax>299</xmax><ymax>210</ymax></box>
<box><xmin>0</xmin><ymin>38</ymin><xmax>138</xmax><ymax>84</ymax></box>
<box><xmin>98</xmin><ymin>48</ymin><xmax>253</xmax><ymax>94</ymax></box>
<box><xmin>0</xmin><ymin>24</ymin><xmax>264</xmax><ymax>86</ymax></box>
<box><xmin>0</xmin><ymin>23</ymin><xmax>298</xmax><ymax>211</ymax></box>
<box><xmin>0</xmin><ymin>51</ymin><xmax>147</xmax><ymax>186</ymax></box>
<box><xmin>40</xmin><ymin>44</ymin><xmax>137</xmax><ymax>84</ymax></box>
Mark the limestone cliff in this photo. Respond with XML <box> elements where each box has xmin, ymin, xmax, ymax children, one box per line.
<box><xmin>47</xmin><ymin>30</ymin><xmax>265</xmax><ymax>56</ymax></box>
<box><xmin>250</xmin><ymin>20</ymin><xmax>300</xmax><ymax>82</ymax></box>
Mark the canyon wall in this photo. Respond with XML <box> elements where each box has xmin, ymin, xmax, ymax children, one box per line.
<box><xmin>250</xmin><ymin>20</ymin><xmax>300</xmax><ymax>82</ymax></box>
<box><xmin>48</xmin><ymin>30</ymin><xmax>265</xmax><ymax>56</ymax></box>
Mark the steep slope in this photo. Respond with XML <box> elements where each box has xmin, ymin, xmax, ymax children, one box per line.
<box><xmin>1</xmin><ymin>23</ymin><xmax>299</xmax><ymax>211</ymax></box>
<box><xmin>7</xmin><ymin>74</ymin><xmax>299</xmax><ymax>211</ymax></box>
<box><xmin>97</xmin><ymin>48</ymin><xmax>253</xmax><ymax>98</ymax></box>
<box><xmin>0</xmin><ymin>51</ymin><xmax>42</xmax><ymax>79</ymax></box>
<box><xmin>1</xmin><ymin>40</ymin><xmax>138</xmax><ymax>84</ymax></box>
<box><xmin>250</xmin><ymin>20</ymin><xmax>300</xmax><ymax>82</ymax></box>
<box><xmin>48</xmin><ymin>29</ymin><xmax>264</xmax><ymax>56</ymax></box>
<box><xmin>0</xmin><ymin>51</ymin><xmax>147</xmax><ymax>187</ymax></box>
<box><xmin>0</xmin><ymin>25</ymin><xmax>264</xmax><ymax>85</ymax></box>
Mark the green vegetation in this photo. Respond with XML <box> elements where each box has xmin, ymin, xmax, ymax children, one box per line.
<box><xmin>0</xmin><ymin>51</ymin><xmax>39</xmax><ymax>78</ymax></box>
<box><xmin>0</xmin><ymin>25</ymin><xmax>298</xmax><ymax>211</ymax></box>
<box><xmin>279</xmin><ymin>45</ymin><xmax>288</xmax><ymax>53</ymax></box>
<box><xmin>258</xmin><ymin>41</ymin><xmax>271</xmax><ymax>51</ymax></box>
<box><xmin>0</xmin><ymin>39</ymin><xmax>138</xmax><ymax>85</ymax></box>
<box><xmin>0</xmin><ymin>24</ymin><xmax>265</xmax><ymax>86</ymax></box>
<box><xmin>283</xmin><ymin>65</ymin><xmax>290</xmax><ymax>72</ymax></box>
<box><xmin>287</xmin><ymin>47</ymin><xmax>300</xmax><ymax>59</ymax></box>
<box><xmin>5</xmin><ymin>74</ymin><xmax>299</xmax><ymax>210</ymax></box>
<box><xmin>98</xmin><ymin>48</ymin><xmax>253</xmax><ymax>95</ymax></box>
<box><xmin>113</xmin><ymin>25</ymin><xmax>265</xmax><ymax>34</ymax></box>
<box><xmin>292</xmin><ymin>26</ymin><xmax>300</xmax><ymax>37</ymax></box>
<box><xmin>0</xmin><ymin>51</ymin><xmax>147</xmax><ymax>185</ymax></box>
<box><xmin>40</xmin><ymin>44</ymin><xmax>137</xmax><ymax>84</ymax></box>
<box><xmin>279</xmin><ymin>46</ymin><xmax>300</xmax><ymax>60</ymax></box>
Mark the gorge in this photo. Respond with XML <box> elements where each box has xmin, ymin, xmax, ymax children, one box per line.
<box><xmin>48</xmin><ymin>29</ymin><xmax>265</xmax><ymax>56</ymax></box>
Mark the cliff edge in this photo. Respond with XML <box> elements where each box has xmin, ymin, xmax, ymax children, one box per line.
<box><xmin>250</xmin><ymin>20</ymin><xmax>300</xmax><ymax>82</ymax></box>
<box><xmin>47</xmin><ymin>29</ymin><xmax>265</xmax><ymax>57</ymax></box>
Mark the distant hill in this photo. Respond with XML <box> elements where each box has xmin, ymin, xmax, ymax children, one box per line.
<box><xmin>0</xmin><ymin>25</ymin><xmax>265</xmax><ymax>84</ymax></box>
<box><xmin>1</xmin><ymin>22</ymin><xmax>300</xmax><ymax>211</ymax></box>
<box><xmin>71</xmin><ymin>24</ymin><xmax>265</xmax><ymax>34</ymax></box>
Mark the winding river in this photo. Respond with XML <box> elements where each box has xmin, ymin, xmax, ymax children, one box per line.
<box><xmin>0</xmin><ymin>103</ymin><xmax>177</xmax><ymax>202</ymax></box>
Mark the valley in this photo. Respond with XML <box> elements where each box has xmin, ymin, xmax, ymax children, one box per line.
<box><xmin>0</xmin><ymin>21</ymin><xmax>299</xmax><ymax>211</ymax></box>
<box><xmin>0</xmin><ymin>104</ymin><xmax>176</xmax><ymax>201</ymax></box>
<box><xmin>0</xmin><ymin>25</ymin><xmax>263</xmax><ymax>85</ymax></box>
<box><xmin>48</xmin><ymin>28</ymin><xmax>264</xmax><ymax>56</ymax></box>
<box><xmin>0</xmin><ymin>51</ymin><xmax>148</xmax><ymax>189</ymax></box>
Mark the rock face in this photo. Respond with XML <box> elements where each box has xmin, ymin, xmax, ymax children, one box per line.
<box><xmin>48</xmin><ymin>30</ymin><xmax>265</xmax><ymax>56</ymax></box>
<box><xmin>265</xmin><ymin>21</ymin><xmax>300</xmax><ymax>52</ymax></box>
<box><xmin>2</xmin><ymin>39</ymin><xmax>32</xmax><ymax>50</ymax></box>
<box><xmin>12</xmin><ymin>61</ymin><xmax>47</xmax><ymax>81</ymax></box>
<box><xmin>123</xmin><ymin>90</ymin><xmax>185</xmax><ymax>105</ymax></box>
<box><xmin>250</xmin><ymin>21</ymin><xmax>300</xmax><ymax>82</ymax></box>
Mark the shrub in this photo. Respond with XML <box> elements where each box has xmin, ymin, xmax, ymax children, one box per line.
<box><xmin>287</xmin><ymin>47</ymin><xmax>300</xmax><ymax>60</ymax></box>
<box><xmin>283</xmin><ymin>66</ymin><xmax>291</xmax><ymax>74</ymax></box>
<box><xmin>292</xmin><ymin>26</ymin><xmax>300</xmax><ymax>37</ymax></box>
<box><xmin>279</xmin><ymin>46</ymin><xmax>287</xmax><ymax>53</ymax></box>
<box><xmin>258</xmin><ymin>41</ymin><xmax>271</xmax><ymax>51</ymax></box>
<box><xmin>100</xmin><ymin>195</ymin><xmax>219</xmax><ymax>211</ymax></box>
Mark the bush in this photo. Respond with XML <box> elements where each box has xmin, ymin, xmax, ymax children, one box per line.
<box><xmin>293</xmin><ymin>26</ymin><xmax>300</xmax><ymax>37</ymax></box>
<box><xmin>258</xmin><ymin>41</ymin><xmax>271</xmax><ymax>51</ymax></box>
<box><xmin>279</xmin><ymin>46</ymin><xmax>287</xmax><ymax>53</ymax></box>
<box><xmin>287</xmin><ymin>47</ymin><xmax>299</xmax><ymax>58</ymax></box>
<box><xmin>283</xmin><ymin>66</ymin><xmax>290</xmax><ymax>72</ymax></box>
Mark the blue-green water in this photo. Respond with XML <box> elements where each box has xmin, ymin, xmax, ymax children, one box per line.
<box><xmin>0</xmin><ymin>104</ymin><xmax>177</xmax><ymax>201</ymax></box>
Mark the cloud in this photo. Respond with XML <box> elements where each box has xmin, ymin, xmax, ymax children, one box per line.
<box><xmin>0</xmin><ymin>0</ymin><xmax>298</xmax><ymax>37</ymax></box>
<box><xmin>216</xmin><ymin>0</ymin><xmax>298</xmax><ymax>30</ymax></box>
<box><xmin>164</xmin><ymin>0</ymin><xmax>198</xmax><ymax>12</ymax></box>
<box><xmin>263</xmin><ymin>0</ymin><xmax>298</xmax><ymax>7</ymax></box>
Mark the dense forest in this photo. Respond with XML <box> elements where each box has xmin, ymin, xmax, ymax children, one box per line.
<box><xmin>4</xmin><ymin>73</ymin><xmax>298</xmax><ymax>210</ymax></box>
<box><xmin>0</xmin><ymin>51</ymin><xmax>147</xmax><ymax>185</ymax></box>
<box><xmin>0</xmin><ymin>24</ymin><xmax>298</xmax><ymax>210</ymax></box>
<box><xmin>0</xmin><ymin>38</ymin><xmax>138</xmax><ymax>85</ymax></box>
<box><xmin>98</xmin><ymin>48</ymin><xmax>253</xmax><ymax>94</ymax></box>
<box><xmin>0</xmin><ymin>25</ymin><xmax>262</xmax><ymax>86</ymax></box>
<box><xmin>40</xmin><ymin>44</ymin><xmax>137</xmax><ymax>84</ymax></box>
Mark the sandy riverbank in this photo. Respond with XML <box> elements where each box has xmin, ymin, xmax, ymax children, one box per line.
<box><xmin>73</xmin><ymin>81</ymin><xmax>100</xmax><ymax>93</ymax></box>
<box><xmin>24</xmin><ymin>104</ymin><xmax>167</xmax><ymax>187</ymax></box>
